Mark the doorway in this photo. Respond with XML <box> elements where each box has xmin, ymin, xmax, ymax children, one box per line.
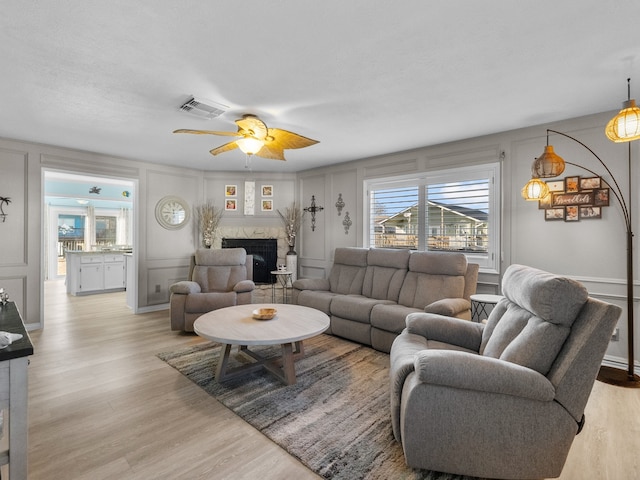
<box><xmin>43</xmin><ymin>170</ymin><xmax>137</xmax><ymax>314</ymax></box>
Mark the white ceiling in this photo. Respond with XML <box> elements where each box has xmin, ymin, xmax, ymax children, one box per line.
<box><xmin>2</xmin><ymin>1</ymin><xmax>640</xmax><ymax>173</ymax></box>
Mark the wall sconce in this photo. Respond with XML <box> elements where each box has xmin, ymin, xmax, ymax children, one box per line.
<box><xmin>342</xmin><ymin>212</ymin><xmax>352</xmax><ymax>234</ymax></box>
<box><xmin>0</xmin><ymin>196</ymin><xmax>10</xmax><ymax>223</ymax></box>
<box><xmin>303</xmin><ymin>195</ymin><xmax>324</xmax><ymax>232</ymax></box>
<box><xmin>335</xmin><ymin>193</ymin><xmax>345</xmax><ymax>216</ymax></box>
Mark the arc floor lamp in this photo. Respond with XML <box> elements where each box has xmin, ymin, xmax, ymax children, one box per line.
<box><xmin>523</xmin><ymin>79</ymin><xmax>640</xmax><ymax>388</ymax></box>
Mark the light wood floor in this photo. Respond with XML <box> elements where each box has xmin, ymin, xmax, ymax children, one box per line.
<box><xmin>26</xmin><ymin>280</ymin><xmax>640</xmax><ymax>479</ymax></box>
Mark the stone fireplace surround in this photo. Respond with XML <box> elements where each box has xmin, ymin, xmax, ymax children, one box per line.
<box><xmin>212</xmin><ymin>226</ymin><xmax>292</xmax><ymax>302</ymax></box>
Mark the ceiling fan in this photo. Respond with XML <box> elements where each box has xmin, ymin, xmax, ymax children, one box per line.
<box><xmin>173</xmin><ymin>114</ymin><xmax>319</xmax><ymax>161</ymax></box>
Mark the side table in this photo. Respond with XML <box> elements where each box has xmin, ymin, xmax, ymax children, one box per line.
<box><xmin>271</xmin><ymin>270</ymin><xmax>293</xmax><ymax>303</ymax></box>
<box><xmin>0</xmin><ymin>301</ymin><xmax>34</xmax><ymax>480</ymax></box>
<box><xmin>470</xmin><ymin>294</ymin><xmax>504</xmax><ymax>323</ymax></box>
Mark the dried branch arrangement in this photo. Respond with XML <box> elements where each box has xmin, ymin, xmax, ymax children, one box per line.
<box><xmin>195</xmin><ymin>202</ymin><xmax>224</xmax><ymax>248</ymax></box>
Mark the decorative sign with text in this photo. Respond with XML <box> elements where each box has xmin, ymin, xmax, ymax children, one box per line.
<box><xmin>539</xmin><ymin>176</ymin><xmax>609</xmax><ymax>222</ymax></box>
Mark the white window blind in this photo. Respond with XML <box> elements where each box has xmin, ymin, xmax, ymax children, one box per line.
<box><xmin>366</xmin><ymin>163</ymin><xmax>499</xmax><ymax>271</ymax></box>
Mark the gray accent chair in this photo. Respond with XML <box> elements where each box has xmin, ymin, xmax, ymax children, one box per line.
<box><xmin>169</xmin><ymin>248</ymin><xmax>255</xmax><ymax>332</ymax></box>
<box><xmin>389</xmin><ymin>264</ymin><xmax>621</xmax><ymax>479</ymax></box>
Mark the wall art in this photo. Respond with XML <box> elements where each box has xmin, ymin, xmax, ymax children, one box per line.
<box><xmin>540</xmin><ymin>175</ymin><xmax>609</xmax><ymax>222</ymax></box>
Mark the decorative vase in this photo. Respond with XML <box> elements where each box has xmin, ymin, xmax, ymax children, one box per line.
<box><xmin>286</xmin><ymin>246</ymin><xmax>297</xmax><ymax>284</ymax></box>
<box><xmin>203</xmin><ymin>231</ymin><xmax>213</xmax><ymax>248</ymax></box>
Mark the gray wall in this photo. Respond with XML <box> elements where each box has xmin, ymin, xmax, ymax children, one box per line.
<box><xmin>0</xmin><ymin>137</ymin><xmax>296</xmax><ymax>326</ymax></box>
<box><xmin>0</xmin><ymin>108</ymin><xmax>636</xmax><ymax>368</ymax></box>
<box><xmin>295</xmin><ymin>110</ymin><xmax>638</xmax><ymax>369</ymax></box>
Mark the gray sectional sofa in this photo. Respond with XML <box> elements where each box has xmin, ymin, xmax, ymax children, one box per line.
<box><xmin>292</xmin><ymin>247</ymin><xmax>479</xmax><ymax>352</ymax></box>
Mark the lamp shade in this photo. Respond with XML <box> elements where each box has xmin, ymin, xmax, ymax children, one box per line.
<box><xmin>237</xmin><ymin>137</ymin><xmax>265</xmax><ymax>155</ymax></box>
<box><xmin>521</xmin><ymin>177</ymin><xmax>550</xmax><ymax>201</ymax></box>
<box><xmin>605</xmin><ymin>99</ymin><xmax>640</xmax><ymax>143</ymax></box>
<box><xmin>532</xmin><ymin>145</ymin><xmax>565</xmax><ymax>178</ymax></box>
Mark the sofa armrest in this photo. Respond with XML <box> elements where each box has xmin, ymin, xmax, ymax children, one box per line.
<box><xmin>406</xmin><ymin>312</ymin><xmax>484</xmax><ymax>351</ymax></box>
<box><xmin>424</xmin><ymin>298</ymin><xmax>470</xmax><ymax>317</ymax></box>
<box><xmin>414</xmin><ymin>350</ymin><xmax>555</xmax><ymax>401</ymax></box>
<box><xmin>234</xmin><ymin>280</ymin><xmax>255</xmax><ymax>293</ymax></box>
<box><xmin>292</xmin><ymin>277</ymin><xmax>330</xmax><ymax>291</ymax></box>
<box><xmin>169</xmin><ymin>281</ymin><xmax>201</xmax><ymax>295</ymax></box>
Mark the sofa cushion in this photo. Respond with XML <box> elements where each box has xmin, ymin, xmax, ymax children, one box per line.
<box><xmin>330</xmin><ymin>295</ymin><xmax>395</xmax><ymax>323</ymax></box>
<box><xmin>371</xmin><ymin>303</ymin><xmax>422</xmax><ymax>334</ymax></box>
<box><xmin>409</xmin><ymin>251</ymin><xmax>467</xmax><ymax>276</ymax></box>
<box><xmin>192</xmin><ymin>265</ymin><xmax>248</xmax><ymax>292</ymax></box>
<box><xmin>195</xmin><ymin>247</ymin><xmax>246</xmax><ymax>266</ymax></box>
<box><xmin>185</xmin><ymin>291</ymin><xmax>237</xmax><ymax>313</ymax></box>
<box><xmin>480</xmin><ymin>264</ymin><xmax>589</xmax><ymax>375</ymax></box>
<box><xmin>361</xmin><ymin>248</ymin><xmax>410</xmax><ymax>301</ymax></box>
<box><xmin>296</xmin><ymin>290</ymin><xmax>337</xmax><ymax>316</ymax></box>
<box><xmin>397</xmin><ymin>252</ymin><xmax>467</xmax><ymax>308</ymax></box>
<box><xmin>328</xmin><ymin>247</ymin><xmax>368</xmax><ymax>295</ymax></box>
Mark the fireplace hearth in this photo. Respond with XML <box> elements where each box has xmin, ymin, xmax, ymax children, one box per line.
<box><xmin>222</xmin><ymin>238</ymin><xmax>277</xmax><ymax>284</ymax></box>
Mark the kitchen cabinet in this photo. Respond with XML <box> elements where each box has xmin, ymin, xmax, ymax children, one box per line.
<box><xmin>66</xmin><ymin>252</ymin><xmax>126</xmax><ymax>295</ymax></box>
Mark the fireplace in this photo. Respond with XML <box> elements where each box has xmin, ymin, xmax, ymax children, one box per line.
<box><xmin>222</xmin><ymin>238</ymin><xmax>277</xmax><ymax>284</ymax></box>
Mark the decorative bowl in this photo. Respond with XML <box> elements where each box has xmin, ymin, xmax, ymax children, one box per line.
<box><xmin>252</xmin><ymin>308</ymin><xmax>277</xmax><ymax>320</ymax></box>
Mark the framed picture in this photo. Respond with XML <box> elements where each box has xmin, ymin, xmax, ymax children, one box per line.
<box><xmin>594</xmin><ymin>188</ymin><xmax>610</xmax><ymax>206</ymax></box>
<box><xmin>545</xmin><ymin>207</ymin><xmax>565</xmax><ymax>221</ymax></box>
<box><xmin>565</xmin><ymin>205</ymin><xmax>579</xmax><ymax>222</ymax></box>
<box><xmin>565</xmin><ymin>176</ymin><xmax>579</xmax><ymax>193</ymax></box>
<box><xmin>580</xmin><ymin>206</ymin><xmax>601</xmax><ymax>219</ymax></box>
<box><xmin>225</xmin><ymin>199</ymin><xmax>237</xmax><ymax>211</ymax></box>
<box><xmin>546</xmin><ymin>180</ymin><xmax>565</xmax><ymax>192</ymax></box>
<box><xmin>225</xmin><ymin>185</ymin><xmax>237</xmax><ymax>197</ymax></box>
<box><xmin>261</xmin><ymin>199</ymin><xmax>273</xmax><ymax>211</ymax></box>
<box><xmin>261</xmin><ymin>185</ymin><xmax>273</xmax><ymax>197</ymax></box>
<box><xmin>579</xmin><ymin>177</ymin><xmax>601</xmax><ymax>190</ymax></box>
<box><xmin>538</xmin><ymin>193</ymin><xmax>553</xmax><ymax>209</ymax></box>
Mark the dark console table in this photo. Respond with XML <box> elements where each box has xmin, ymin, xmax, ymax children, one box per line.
<box><xmin>0</xmin><ymin>302</ymin><xmax>34</xmax><ymax>479</ymax></box>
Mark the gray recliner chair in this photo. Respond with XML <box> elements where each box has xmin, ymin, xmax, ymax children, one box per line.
<box><xmin>169</xmin><ymin>248</ymin><xmax>255</xmax><ymax>332</ymax></box>
<box><xmin>389</xmin><ymin>264</ymin><xmax>621</xmax><ymax>479</ymax></box>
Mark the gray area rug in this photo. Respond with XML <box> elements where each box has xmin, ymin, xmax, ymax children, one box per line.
<box><xmin>158</xmin><ymin>334</ymin><xmax>483</xmax><ymax>480</ymax></box>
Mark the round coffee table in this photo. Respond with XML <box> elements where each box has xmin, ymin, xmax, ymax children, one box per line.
<box><xmin>194</xmin><ymin>303</ymin><xmax>330</xmax><ymax>385</ymax></box>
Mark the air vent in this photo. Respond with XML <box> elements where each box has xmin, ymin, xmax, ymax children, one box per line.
<box><xmin>179</xmin><ymin>97</ymin><xmax>228</xmax><ymax>119</ymax></box>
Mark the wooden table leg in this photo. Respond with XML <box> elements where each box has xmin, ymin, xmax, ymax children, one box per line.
<box><xmin>215</xmin><ymin>343</ymin><xmax>233</xmax><ymax>381</ymax></box>
<box><xmin>281</xmin><ymin>342</ymin><xmax>296</xmax><ymax>385</ymax></box>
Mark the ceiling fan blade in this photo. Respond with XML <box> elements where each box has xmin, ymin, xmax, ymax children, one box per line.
<box><xmin>235</xmin><ymin>115</ymin><xmax>268</xmax><ymax>140</ymax></box>
<box><xmin>255</xmin><ymin>144</ymin><xmax>286</xmax><ymax>161</ymax></box>
<box><xmin>267</xmin><ymin>128</ymin><xmax>319</xmax><ymax>150</ymax></box>
<box><xmin>173</xmin><ymin>129</ymin><xmax>242</xmax><ymax>137</ymax></box>
<box><xmin>210</xmin><ymin>141</ymin><xmax>240</xmax><ymax>156</ymax></box>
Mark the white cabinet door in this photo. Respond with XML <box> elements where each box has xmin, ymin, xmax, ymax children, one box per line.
<box><xmin>104</xmin><ymin>262</ymin><xmax>125</xmax><ymax>289</ymax></box>
<box><xmin>80</xmin><ymin>264</ymin><xmax>103</xmax><ymax>292</ymax></box>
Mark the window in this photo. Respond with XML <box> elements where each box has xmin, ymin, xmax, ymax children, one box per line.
<box><xmin>95</xmin><ymin>215</ymin><xmax>117</xmax><ymax>246</ymax></box>
<box><xmin>366</xmin><ymin>163</ymin><xmax>500</xmax><ymax>271</ymax></box>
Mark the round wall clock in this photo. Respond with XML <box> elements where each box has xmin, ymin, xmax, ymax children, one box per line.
<box><xmin>155</xmin><ymin>196</ymin><xmax>190</xmax><ymax>230</ymax></box>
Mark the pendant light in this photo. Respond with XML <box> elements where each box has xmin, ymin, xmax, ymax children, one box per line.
<box><xmin>605</xmin><ymin>78</ymin><xmax>640</xmax><ymax>143</ymax></box>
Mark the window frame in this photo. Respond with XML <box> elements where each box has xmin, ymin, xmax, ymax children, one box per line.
<box><xmin>364</xmin><ymin>162</ymin><xmax>500</xmax><ymax>273</ymax></box>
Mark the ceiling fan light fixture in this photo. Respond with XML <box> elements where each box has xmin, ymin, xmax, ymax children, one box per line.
<box><xmin>237</xmin><ymin>137</ymin><xmax>264</xmax><ymax>155</ymax></box>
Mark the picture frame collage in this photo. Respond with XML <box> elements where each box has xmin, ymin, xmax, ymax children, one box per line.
<box><xmin>539</xmin><ymin>176</ymin><xmax>609</xmax><ymax>222</ymax></box>
<box><xmin>225</xmin><ymin>184</ymin><xmax>275</xmax><ymax>212</ymax></box>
